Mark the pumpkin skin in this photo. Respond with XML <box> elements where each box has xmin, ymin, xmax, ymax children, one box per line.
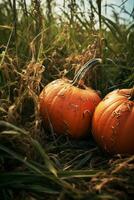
<box><xmin>39</xmin><ymin>59</ymin><xmax>102</xmax><ymax>138</ymax></box>
<box><xmin>92</xmin><ymin>88</ymin><xmax>134</xmax><ymax>154</ymax></box>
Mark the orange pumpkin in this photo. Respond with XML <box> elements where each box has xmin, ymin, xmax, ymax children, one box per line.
<box><xmin>92</xmin><ymin>88</ymin><xmax>134</xmax><ymax>154</ymax></box>
<box><xmin>39</xmin><ymin>58</ymin><xmax>102</xmax><ymax>138</ymax></box>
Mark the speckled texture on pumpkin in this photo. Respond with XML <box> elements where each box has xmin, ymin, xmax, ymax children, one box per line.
<box><xmin>39</xmin><ymin>78</ymin><xmax>101</xmax><ymax>138</ymax></box>
<box><xmin>92</xmin><ymin>88</ymin><xmax>134</xmax><ymax>154</ymax></box>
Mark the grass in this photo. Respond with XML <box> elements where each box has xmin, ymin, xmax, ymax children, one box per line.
<box><xmin>0</xmin><ymin>0</ymin><xmax>134</xmax><ymax>199</ymax></box>
<box><xmin>0</xmin><ymin>121</ymin><xmax>133</xmax><ymax>200</ymax></box>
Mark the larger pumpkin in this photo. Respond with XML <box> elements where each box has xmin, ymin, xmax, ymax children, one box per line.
<box><xmin>39</xmin><ymin>58</ymin><xmax>102</xmax><ymax>138</ymax></box>
<box><xmin>92</xmin><ymin>88</ymin><xmax>134</xmax><ymax>154</ymax></box>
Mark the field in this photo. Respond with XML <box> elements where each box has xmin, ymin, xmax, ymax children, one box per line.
<box><xmin>0</xmin><ymin>0</ymin><xmax>134</xmax><ymax>199</ymax></box>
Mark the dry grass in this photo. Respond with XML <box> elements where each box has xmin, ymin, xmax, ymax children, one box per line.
<box><xmin>0</xmin><ymin>0</ymin><xmax>134</xmax><ymax>199</ymax></box>
<box><xmin>0</xmin><ymin>51</ymin><xmax>133</xmax><ymax>199</ymax></box>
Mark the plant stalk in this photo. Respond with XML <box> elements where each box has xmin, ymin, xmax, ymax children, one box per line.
<box><xmin>71</xmin><ymin>58</ymin><xmax>102</xmax><ymax>86</ymax></box>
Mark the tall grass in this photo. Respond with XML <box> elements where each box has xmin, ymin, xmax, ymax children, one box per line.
<box><xmin>0</xmin><ymin>0</ymin><xmax>133</xmax><ymax>89</ymax></box>
<box><xmin>0</xmin><ymin>0</ymin><xmax>134</xmax><ymax>199</ymax></box>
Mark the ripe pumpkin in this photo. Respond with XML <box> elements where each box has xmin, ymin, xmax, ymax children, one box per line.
<box><xmin>39</xmin><ymin>58</ymin><xmax>102</xmax><ymax>138</ymax></box>
<box><xmin>92</xmin><ymin>88</ymin><xmax>134</xmax><ymax>154</ymax></box>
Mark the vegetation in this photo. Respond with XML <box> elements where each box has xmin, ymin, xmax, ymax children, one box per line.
<box><xmin>0</xmin><ymin>0</ymin><xmax>134</xmax><ymax>199</ymax></box>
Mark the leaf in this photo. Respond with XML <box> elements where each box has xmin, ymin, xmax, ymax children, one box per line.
<box><xmin>0</xmin><ymin>107</ymin><xmax>7</xmax><ymax>113</ymax></box>
<box><xmin>73</xmin><ymin>153</ymin><xmax>93</xmax><ymax>169</ymax></box>
<box><xmin>30</xmin><ymin>139</ymin><xmax>58</xmax><ymax>177</ymax></box>
<box><xmin>0</xmin><ymin>120</ymin><xmax>28</xmax><ymax>135</ymax></box>
<box><xmin>0</xmin><ymin>172</ymin><xmax>60</xmax><ymax>194</ymax></box>
<box><xmin>126</xmin><ymin>23</ymin><xmax>134</xmax><ymax>44</ymax></box>
<box><xmin>0</xmin><ymin>144</ymin><xmax>45</xmax><ymax>175</ymax></box>
<box><xmin>58</xmin><ymin>169</ymin><xmax>101</xmax><ymax>179</ymax></box>
<box><xmin>127</xmin><ymin>22</ymin><xmax>134</xmax><ymax>33</ymax></box>
<box><xmin>0</xmin><ymin>130</ymin><xmax>21</xmax><ymax>135</ymax></box>
<box><xmin>0</xmin><ymin>25</ymin><xmax>13</xmax><ymax>29</ymax></box>
<box><xmin>102</xmin><ymin>16</ymin><xmax>123</xmax><ymax>42</ymax></box>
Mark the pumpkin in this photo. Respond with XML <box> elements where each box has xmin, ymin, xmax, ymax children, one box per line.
<box><xmin>39</xmin><ymin>58</ymin><xmax>102</xmax><ymax>138</ymax></box>
<box><xmin>92</xmin><ymin>88</ymin><xmax>134</xmax><ymax>154</ymax></box>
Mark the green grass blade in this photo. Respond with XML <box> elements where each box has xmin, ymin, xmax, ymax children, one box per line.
<box><xmin>102</xmin><ymin>15</ymin><xmax>123</xmax><ymax>42</ymax></box>
<box><xmin>0</xmin><ymin>130</ymin><xmax>21</xmax><ymax>135</ymax></box>
<box><xmin>0</xmin><ymin>172</ymin><xmax>60</xmax><ymax>194</ymax></box>
<box><xmin>58</xmin><ymin>169</ymin><xmax>101</xmax><ymax>179</ymax></box>
<box><xmin>0</xmin><ymin>144</ymin><xmax>45</xmax><ymax>175</ymax></box>
<box><xmin>30</xmin><ymin>138</ymin><xmax>58</xmax><ymax>177</ymax></box>
<box><xmin>0</xmin><ymin>121</ymin><xmax>28</xmax><ymax>135</ymax></box>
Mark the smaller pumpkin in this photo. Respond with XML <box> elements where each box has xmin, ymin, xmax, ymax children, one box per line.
<box><xmin>92</xmin><ymin>88</ymin><xmax>134</xmax><ymax>154</ymax></box>
<box><xmin>39</xmin><ymin>58</ymin><xmax>102</xmax><ymax>138</ymax></box>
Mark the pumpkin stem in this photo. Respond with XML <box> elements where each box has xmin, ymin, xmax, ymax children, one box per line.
<box><xmin>130</xmin><ymin>87</ymin><xmax>134</xmax><ymax>101</ymax></box>
<box><xmin>71</xmin><ymin>58</ymin><xmax>102</xmax><ymax>86</ymax></box>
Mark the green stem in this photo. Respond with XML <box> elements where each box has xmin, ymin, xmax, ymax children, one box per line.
<box><xmin>97</xmin><ymin>0</ymin><xmax>102</xmax><ymax>57</ymax></box>
<box><xmin>71</xmin><ymin>58</ymin><xmax>102</xmax><ymax>86</ymax></box>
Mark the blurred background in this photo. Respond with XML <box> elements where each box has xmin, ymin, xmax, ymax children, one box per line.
<box><xmin>0</xmin><ymin>0</ymin><xmax>134</xmax><ymax>91</ymax></box>
<box><xmin>0</xmin><ymin>0</ymin><xmax>134</xmax><ymax>123</ymax></box>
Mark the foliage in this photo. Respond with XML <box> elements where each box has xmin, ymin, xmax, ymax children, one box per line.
<box><xmin>0</xmin><ymin>0</ymin><xmax>134</xmax><ymax>199</ymax></box>
<box><xmin>0</xmin><ymin>121</ymin><xmax>134</xmax><ymax>200</ymax></box>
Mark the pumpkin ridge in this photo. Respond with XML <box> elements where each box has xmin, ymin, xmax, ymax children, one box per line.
<box><xmin>92</xmin><ymin>88</ymin><xmax>134</xmax><ymax>154</ymax></box>
<box><xmin>39</xmin><ymin>58</ymin><xmax>102</xmax><ymax>138</ymax></box>
<box><xmin>92</xmin><ymin>99</ymin><xmax>125</xmax><ymax>143</ymax></box>
<box><xmin>93</xmin><ymin>97</ymin><xmax>126</xmax><ymax>134</ymax></box>
<box><xmin>99</xmin><ymin>100</ymin><xmax>131</xmax><ymax>152</ymax></box>
<box><xmin>114</xmin><ymin>103</ymin><xmax>134</xmax><ymax>153</ymax></box>
<box><xmin>48</xmin><ymin>84</ymin><xmax>72</xmax><ymax>134</ymax></box>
